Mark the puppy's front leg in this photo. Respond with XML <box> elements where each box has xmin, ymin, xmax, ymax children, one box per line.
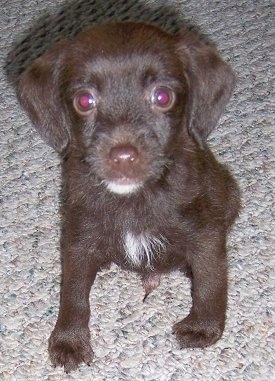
<box><xmin>173</xmin><ymin>235</ymin><xmax>228</xmax><ymax>348</ymax></box>
<box><xmin>49</xmin><ymin>245</ymin><xmax>97</xmax><ymax>372</ymax></box>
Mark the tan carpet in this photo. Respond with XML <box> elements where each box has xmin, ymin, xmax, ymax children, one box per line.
<box><xmin>0</xmin><ymin>0</ymin><xmax>274</xmax><ymax>380</ymax></box>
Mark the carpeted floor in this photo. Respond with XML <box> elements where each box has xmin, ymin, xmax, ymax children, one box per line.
<box><xmin>0</xmin><ymin>0</ymin><xmax>274</xmax><ymax>380</ymax></box>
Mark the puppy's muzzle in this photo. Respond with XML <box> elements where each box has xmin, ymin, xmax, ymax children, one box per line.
<box><xmin>105</xmin><ymin>143</ymin><xmax>142</xmax><ymax>195</ymax></box>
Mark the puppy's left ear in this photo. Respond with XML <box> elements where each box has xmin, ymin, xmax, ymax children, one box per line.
<box><xmin>176</xmin><ymin>29</ymin><xmax>236</xmax><ymax>146</ymax></box>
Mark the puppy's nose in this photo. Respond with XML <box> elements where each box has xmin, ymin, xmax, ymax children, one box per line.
<box><xmin>109</xmin><ymin>144</ymin><xmax>139</xmax><ymax>164</ymax></box>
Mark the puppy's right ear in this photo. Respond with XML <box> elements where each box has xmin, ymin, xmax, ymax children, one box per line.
<box><xmin>17</xmin><ymin>41</ymin><xmax>70</xmax><ymax>155</ymax></box>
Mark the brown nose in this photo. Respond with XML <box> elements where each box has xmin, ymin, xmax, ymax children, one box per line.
<box><xmin>109</xmin><ymin>144</ymin><xmax>139</xmax><ymax>165</ymax></box>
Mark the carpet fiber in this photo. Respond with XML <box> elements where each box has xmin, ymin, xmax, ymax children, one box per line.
<box><xmin>0</xmin><ymin>0</ymin><xmax>274</xmax><ymax>380</ymax></box>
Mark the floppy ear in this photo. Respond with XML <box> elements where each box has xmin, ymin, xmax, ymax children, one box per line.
<box><xmin>176</xmin><ymin>29</ymin><xmax>236</xmax><ymax>145</ymax></box>
<box><xmin>17</xmin><ymin>41</ymin><xmax>71</xmax><ymax>155</ymax></box>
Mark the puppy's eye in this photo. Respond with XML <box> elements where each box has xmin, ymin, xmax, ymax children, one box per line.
<box><xmin>151</xmin><ymin>87</ymin><xmax>175</xmax><ymax>111</ymax></box>
<box><xmin>73</xmin><ymin>91</ymin><xmax>97</xmax><ymax>115</ymax></box>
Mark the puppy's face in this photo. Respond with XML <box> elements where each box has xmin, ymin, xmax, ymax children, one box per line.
<box><xmin>64</xmin><ymin>24</ymin><xmax>188</xmax><ymax>195</ymax></box>
<box><xmin>71</xmin><ymin>38</ymin><xmax>190</xmax><ymax>194</ymax></box>
<box><xmin>18</xmin><ymin>23</ymin><xmax>235</xmax><ymax>195</ymax></box>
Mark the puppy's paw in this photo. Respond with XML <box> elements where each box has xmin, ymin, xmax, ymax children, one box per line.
<box><xmin>49</xmin><ymin>327</ymin><xmax>94</xmax><ymax>373</ymax></box>
<box><xmin>173</xmin><ymin>314</ymin><xmax>224</xmax><ymax>349</ymax></box>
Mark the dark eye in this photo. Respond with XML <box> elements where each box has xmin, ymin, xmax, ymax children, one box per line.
<box><xmin>151</xmin><ymin>86</ymin><xmax>175</xmax><ymax>111</ymax></box>
<box><xmin>73</xmin><ymin>91</ymin><xmax>97</xmax><ymax>115</ymax></box>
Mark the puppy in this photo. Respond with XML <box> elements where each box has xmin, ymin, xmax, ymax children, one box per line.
<box><xmin>17</xmin><ymin>22</ymin><xmax>240</xmax><ymax>372</ymax></box>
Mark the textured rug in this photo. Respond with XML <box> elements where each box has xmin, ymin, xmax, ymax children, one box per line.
<box><xmin>0</xmin><ymin>0</ymin><xmax>274</xmax><ymax>380</ymax></box>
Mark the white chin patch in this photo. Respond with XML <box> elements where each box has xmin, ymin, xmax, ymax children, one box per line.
<box><xmin>105</xmin><ymin>181</ymin><xmax>142</xmax><ymax>195</ymax></box>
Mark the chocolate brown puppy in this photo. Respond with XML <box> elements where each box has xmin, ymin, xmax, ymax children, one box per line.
<box><xmin>17</xmin><ymin>22</ymin><xmax>240</xmax><ymax>372</ymax></box>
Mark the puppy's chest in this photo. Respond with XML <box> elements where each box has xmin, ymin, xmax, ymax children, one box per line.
<box><xmin>96</xmin><ymin>197</ymin><xmax>184</xmax><ymax>269</ymax></box>
<box><xmin>115</xmin><ymin>214</ymin><xmax>183</xmax><ymax>269</ymax></box>
<box><xmin>122</xmin><ymin>231</ymin><xmax>167</xmax><ymax>268</ymax></box>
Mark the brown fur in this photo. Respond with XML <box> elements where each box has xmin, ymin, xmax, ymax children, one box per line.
<box><xmin>17</xmin><ymin>22</ymin><xmax>240</xmax><ymax>372</ymax></box>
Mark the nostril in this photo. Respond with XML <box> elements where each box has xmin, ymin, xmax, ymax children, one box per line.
<box><xmin>109</xmin><ymin>145</ymin><xmax>139</xmax><ymax>164</ymax></box>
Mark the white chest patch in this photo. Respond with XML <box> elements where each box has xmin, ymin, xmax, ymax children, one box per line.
<box><xmin>123</xmin><ymin>231</ymin><xmax>167</xmax><ymax>268</ymax></box>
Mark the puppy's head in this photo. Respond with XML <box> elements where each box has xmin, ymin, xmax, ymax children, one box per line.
<box><xmin>17</xmin><ymin>23</ymin><xmax>235</xmax><ymax>195</ymax></box>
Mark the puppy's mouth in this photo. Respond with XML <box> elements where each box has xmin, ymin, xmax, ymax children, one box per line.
<box><xmin>104</xmin><ymin>177</ymin><xmax>143</xmax><ymax>195</ymax></box>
